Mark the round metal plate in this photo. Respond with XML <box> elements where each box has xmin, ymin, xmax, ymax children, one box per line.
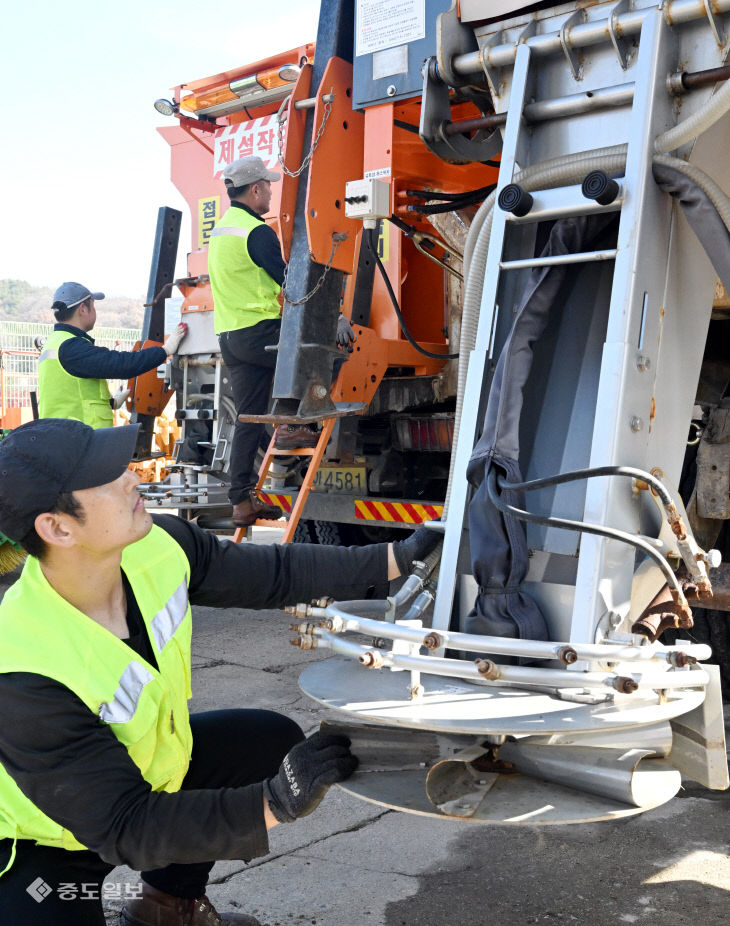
<box><xmin>338</xmin><ymin>761</ymin><xmax>681</xmax><ymax>825</ymax></box>
<box><xmin>299</xmin><ymin>657</ymin><xmax>705</xmax><ymax>735</ymax></box>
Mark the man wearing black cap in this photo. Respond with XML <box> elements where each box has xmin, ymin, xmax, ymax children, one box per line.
<box><xmin>209</xmin><ymin>156</ymin><xmax>355</xmax><ymax>527</ymax></box>
<box><xmin>38</xmin><ymin>282</ymin><xmax>189</xmax><ymax>428</ymax></box>
<box><xmin>0</xmin><ymin>418</ymin><xmax>438</xmax><ymax>926</ymax></box>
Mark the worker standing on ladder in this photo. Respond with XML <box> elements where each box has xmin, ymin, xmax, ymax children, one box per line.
<box><xmin>209</xmin><ymin>155</ymin><xmax>355</xmax><ymax>528</ymax></box>
<box><xmin>38</xmin><ymin>282</ymin><xmax>188</xmax><ymax>428</ymax></box>
<box><xmin>0</xmin><ymin>418</ymin><xmax>438</xmax><ymax>925</ymax></box>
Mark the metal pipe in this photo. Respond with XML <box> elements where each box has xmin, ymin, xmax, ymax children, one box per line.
<box><xmin>500</xmin><ymin>249</ymin><xmax>617</xmax><ymax>270</ymax></box>
<box><xmin>319</xmin><ymin>610</ymin><xmax>711</xmax><ymax>664</ymax></box>
<box><xmin>681</xmin><ymin>63</ymin><xmax>730</xmax><ymax>89</ymax></box>
<box><xmin>328</xmin><ymin>599</ymin><xmax>389</xmax><ymax>617</ymax></box>
<box><xmin>497</xmin><ymin>742</ymin><xmax>681</xmax><ymax>807</ymax></box>
<box><xmin>444</xmin><ymin>84</ymin><xmax>634</xmax><ymax>137</ymax></box>
<box><xmin>140</xmin><ymin>482</ymin><xmax>227</xmax><ymax>494</ymax></box>
<box><xmin>312</xmin><ymin>630</ymin><xmax>709</xmax><ymax>692</ymax></box>
<box><xmin>452</xmin><ymin>0</ymin><xmax>730</xmax><ymax>78</ymax></box>
<box><xmin>183</xmin><ymin>358</ymin><xmax>218</xmax><ymax>367</ymax></box>
<box><xmin>293</xmin><ymin>92</ymin><xmax>333</xmax><ymax>110</ymax></box>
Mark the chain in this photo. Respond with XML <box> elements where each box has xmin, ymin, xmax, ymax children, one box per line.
<box><xmin>281</xmin><ymin>233</ymin><xmax>348</xmax><ymax>306</ymax></box>
<box><xmin>276</xmin><ymin>88</ymin><xmax>334</xmax><ymax>178</ymax></box>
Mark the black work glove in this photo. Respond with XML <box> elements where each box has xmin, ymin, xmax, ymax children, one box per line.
<box><xmin>263</xmin><ymin>731</ymin><xmax>358</xmax><ymax>823</ymax></box>
<box><xmin>336</xmin><ymin>314</ymin><xmax>356</xmax><ymax>352</ymax></box>
<box><xmin>392</xmin><ymin>524</ymin><xmax>442</xmax><ymax>576</ymax></box>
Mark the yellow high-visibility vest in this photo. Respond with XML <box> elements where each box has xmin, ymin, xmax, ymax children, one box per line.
<box><xmin>208</xmin><ymin>206</ymin><xmax>281</xmax><ymax>335</ymax></box>
<box><xmin>0</xmin><ymin>525</ymin><xmax>193</xmax><ymax>861</ymax></box>
<box><xmin>38</xmin><ymin>329</ymin><xmax>113</xmax><ymax>428</ymax></box>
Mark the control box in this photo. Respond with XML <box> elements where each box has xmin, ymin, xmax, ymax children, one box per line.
<box><xmin>344</xmin><ymin>178</ymin><xmax>391</xmax><ymax>224</ymax></box>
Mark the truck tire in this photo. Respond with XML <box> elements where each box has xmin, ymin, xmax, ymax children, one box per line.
<box><xmin>292</xmin><ymin>519</ymin><xmax>315</xmax><ymax>543</ymax></box>
<box><xmin>312</xmin><ymin>520</ymin><xmax>341</xmax><ymax>545</ymax></box>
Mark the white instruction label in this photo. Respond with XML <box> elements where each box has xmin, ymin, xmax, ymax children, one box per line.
<box><xmin>356</xmin><ymin>0</ymin><xmax>425</xmax><ymax>57</ymax></box>
<box><xmin>364</xmin><ymin>167</ymin><xmax>392</xmax><ymax>179</ymax></box>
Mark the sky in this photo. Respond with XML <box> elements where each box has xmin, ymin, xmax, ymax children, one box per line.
<box><xmin>0</xmin><ymin>0</ymin><xmax>321</xmax><ymax>298</ymax></box>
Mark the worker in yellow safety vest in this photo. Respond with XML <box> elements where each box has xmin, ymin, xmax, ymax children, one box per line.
<box><xmin>0</xmin><ymin>417</ymin><xmax>438</xmax><ymax>926</ymax></box>
<box><xmin>38</xmin><ymin>281</ymin><xmax>188</xmax><ymax>428</ymax></box>
<box><xmin>208</xmin><ymin>156</ymin><xmax>355</xmax><ymax>527</ymax></box>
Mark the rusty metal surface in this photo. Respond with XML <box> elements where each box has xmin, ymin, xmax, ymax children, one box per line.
<box><xmin>707</xmin><ymin>563</ymin><xmax>730</xmax><ymax>611</ymax></box>
<box><xmin>237</xmin><ymin>401</ymin><xmax>366</xmax><ymax>424</ymax></box>
<box><xmin>696</xmin><ymin>407</ymin><xmax>730</xmax><ymax>520</ymax></box>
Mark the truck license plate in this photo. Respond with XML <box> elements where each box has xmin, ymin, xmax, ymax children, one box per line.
<box><xmin>312</xmin><ymin>466</ymin><xmax>367</xmax><ymax>492</ymax></box>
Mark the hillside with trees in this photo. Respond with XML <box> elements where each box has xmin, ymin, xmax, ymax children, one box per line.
<box><xmin>0</xmin><ymin>280</ymin><xmax>144</xmax><ymax>330</ymax></box>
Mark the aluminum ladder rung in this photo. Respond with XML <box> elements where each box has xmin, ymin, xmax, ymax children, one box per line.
<box><xmin>500</xmin><ymin>249</ymin><xmax>618</xmax><ymax>270</ymax></box>
<box><xmin>505</xmin><ymin>183</ymin><xmax>625</xmax><ymax>225</ymax></box>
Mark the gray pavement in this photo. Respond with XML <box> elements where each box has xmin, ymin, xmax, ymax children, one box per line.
<box><xmin>2</xmin><ymin>533</ymin><xmax>729</xmax><ymax>926</ymax></box>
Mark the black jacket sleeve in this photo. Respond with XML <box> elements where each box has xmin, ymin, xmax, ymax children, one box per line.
<box><xmin>58</xmin><ymin>337</ymin><xmax>167</xmax><ymax>380</ymax></box>
<box><xmin>246</xmin><ymin>223</ymin><xmax>286</xmax><ymax>286</ymax></box>
<box><xmin>152</xmin><ymin>514</ymin><xmax>390</xmax><ymax>606</ymax></box>
<box><xmin>0</xmin><ymin>674</ymin><xmax>268</xmax><ymax>869</ymax></box>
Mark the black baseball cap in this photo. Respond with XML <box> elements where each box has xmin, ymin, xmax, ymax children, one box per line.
<box><xmin>0</xmin><ymin>419</ymin><xmax>140</xmax><ymax>543</ymax></box>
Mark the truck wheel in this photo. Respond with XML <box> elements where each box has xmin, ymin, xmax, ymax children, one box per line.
<box><xmin>312</xmin><ymin>520</ymin><xmax>342</xmax><ymax>545</ymax></box>
<box><xmin>292</xmin><ymin>519</ymin><xmax>315</xmax><ymax>543</ymax></box>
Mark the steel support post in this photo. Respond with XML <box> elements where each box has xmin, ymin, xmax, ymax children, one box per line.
<box><xmin>270</xmin><ymin>0</ymin><xmax>354</xmax><ymax>419</ymax></box>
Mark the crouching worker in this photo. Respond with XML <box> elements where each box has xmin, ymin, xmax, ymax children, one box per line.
<box><xmin>0</xmin><ymin>419</ymin><xmax>439</xmax><ymax>925</ymax></box>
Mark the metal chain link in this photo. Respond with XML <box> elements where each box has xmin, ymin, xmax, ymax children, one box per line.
<box><xmin>276</xmin><ymin>88</ymin><xmax>334</xmax><ymax>178</ymax></box>
<box><xmin>281</xmin><ymin>233</ymin><xmax>347</xmax><ymax>306</ymax></box>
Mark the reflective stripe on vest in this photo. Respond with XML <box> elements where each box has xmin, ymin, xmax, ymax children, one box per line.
<box><xmin>208</xmin><ymin>205</ymin><xmax>281</xmax><ymax>335</ymax></box>
<box><xmin>99</xmin><ymin>661</ymin><xmax>155</xmax><ymax>724</ymax></box>
<box><xmin>209</xmin><ymin>226</ymin><xmax>249</xmax><ymax>240</ymax></box>
<box><xmin>151</xmin><ymin>579</ymin><xmax>189</xmax><ymax>652</ymax></box>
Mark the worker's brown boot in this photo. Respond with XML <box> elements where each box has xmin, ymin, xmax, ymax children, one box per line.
<box><xmin>273</xmin><ymin>424</ymin><xmax>319</xmax><ymax>450</ymax></box>
<box><xmin>120</xmin><ymin>882</ymin><xmax>261</xmax><ymax>925</ymax></box>
<box><xmin>232</xmin><ymin>489</ymin><xmax>282</xmax><ymax>526</ymax></box>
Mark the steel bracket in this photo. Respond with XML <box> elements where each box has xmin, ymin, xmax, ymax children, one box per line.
<box><xmin>436</xmin><ymin>2</ymin><xmax>483</xmax><ymax>89</ymax></box>
<box><xmin>419</xmin><ymin>58</ymin><xmax>502</xmax><ymax>165</ymax></box>
<box><xmin>703</xmin><ymin>0</ymin><xmax>727</xmax><ymax>47</ymax></box>
<box><xmin>609</xmin><ymin>0</ymin><xmax>634</xmax><ymax>69</ymax></box>
<box><xmin>560</xmin><ymin>8</ymin><xmax>587</xmax><ymax>80</ymax></box>
<box><xmin>479</xmin><ymin>29</ymin><xmax>505</xmax><ymax>100</ymax></box>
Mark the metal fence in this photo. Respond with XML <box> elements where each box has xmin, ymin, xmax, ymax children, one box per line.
<box><xmin>0</xmin><ymin>321</ymin><xmax>141</xmax><ymax>412</ymax></box>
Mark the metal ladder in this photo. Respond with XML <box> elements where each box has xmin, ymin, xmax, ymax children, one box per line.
<box><xmin>233</xmin><ymin>417</ymin><xmax>336</xmax><ymax>544</ymax></box>
<box><xmin>431</xmin><ymin>5</ymin><xmax>719</xmax><ymax>641</ymax></box>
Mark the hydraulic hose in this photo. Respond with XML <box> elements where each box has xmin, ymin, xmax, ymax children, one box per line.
<box><xmin>654</xmin><ymin>76</ymin><xmax>730</xmax><ymax>154</ymax></box>
<box><xmin>499</xmin><ymin>465</ymin><xmax>674</xmax><ymax>509</ymax></box>
<box><xmin>367</xmin><ymin>227</ymin><xmax>458</xmax><ymax>360</ymax></box>
<box><xmin>486</xmin><ymin>469</ymin><xmax>685</xmax><ymax>601</ymax></box>
<box><xmin>406</xmin><ymin>184</ymin><xmax>496</xmax><ymax>201</ymax></box>
<box><xmin>331</xmin><ymin>599</ymin><xmax>389</xmax><ymax>616</ymax></box>
<box><xmin>653</xmin><ymin>153</ymin><xmax>730</xmax><ymax>232</ymax></box>
<box><xmin>408</xmin><ymin>189</ymin><xmax>496</xmax><ymax>215</ymax></box>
